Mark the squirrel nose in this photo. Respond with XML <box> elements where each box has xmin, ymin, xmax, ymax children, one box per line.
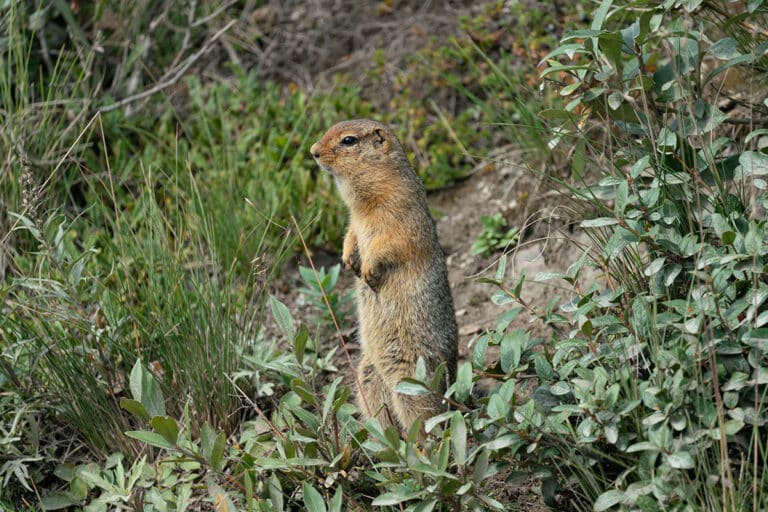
<box><xmin>310</xmin><ymin>142</ymin><xmax>320</xmax><ymax>158</ymax></box>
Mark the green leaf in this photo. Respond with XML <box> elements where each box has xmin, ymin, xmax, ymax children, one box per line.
<box><xmin>581</xmin><ymin>217</ymin><xmax>619</xmax><ymax>228</ymax></box>
<box><xmin>550</xmin><ymin>381</ymin><xmax>571</xmax><ymax>396</ymax></box>
<box><xmin>560</xmin><ymin>82</ymin><xmax>581</xmax><ymax>96</ymax></box>
<box><xmin>415</xmin><ymin>356</ymin><xmax>427</xmax><ymax>381</ymax></box>
<box><xmin>487</xmin><ymin>394</ymin><xmax>509</xmax><ymax>420</ymax></box>
<box><xmin>201</xmin><ymin>422</ymin><xmax>215</xmax><ymax>458</ymax></box>
<box><xmin>496</xmin><ymin>306</ymin><xmax>522</xmax><ymax>331</ymax></box>
<box><xmin>631</xmin><ymin>155</ymin><xmax>650</xmax><ymax>178</ymax></box>
<box><xmin>294</xmin><ymin>324</ymin><xmax>309</xmax><ymax>362</ymax></box>
<box><xmin>598</xmin><ymin>32</ymin><xmax>623</xmax><ymax>70</ymax></box>
<box><xmin>748</xmin><ymin>0</ymin><xmax>765</xmax><ymax>12</ymax></box>
<box><xmin>472</xmin><ymin>334</ymin><xmax>489</xmax><ymax>369</ymax></box>
<box><xmin>664</xmin><ymin>263</ymin><xmax>682</xmax><ymax>286</ymax></box>
<box><xmin>270</xmin><ymin>295</ymin><xmax>296</xmax><ymax>341</ymax></box>
<box><xmin>608</xmin><ymin>91</ymin><xmax>623</xmax><ymax>110</ymax></box>
<box><xmin>478</xmin><ymin>493</ymin><xmax>505</xmax><ymax>510</ymax></box>
<box><xmin>269</xmin><ymin>473</ymin><xmax>284</xmax><ymax>512</ymax></box>
<box><xmin>534</xmin><ymin>271</ymin><xmax>566</xmax><ymax>282</ymax></box>
<box><xmin>209</xmin><ymin>431</ymin><xmax>226</xmax><ymax>471</ymax></box>
<box><xmin>41</xmin><ymin>494</ymin><xmax>76</xmax><ymax>510</ymax></box>
<box><xmin>684</xmin><ymin>315</ymin><xmax>702</xmax><ymax>334</ymax></box>
<box><xmin>151</xmin><ymin>416</ymin><xmax>179</xmax><ymax>445</ymax></box>
<box><xmin>708</xmin><ymin>37</ymin><xmax>740</xmax><ymax>59</ymax></box>
<box><xmin>413</xmin><ymin>499</ymin><xmax>438</xmax><ymax>512</ymax></box>
<box><xmin>450</xmin><ymin>411</ymin><xmax>467</xmax><ymax>465</ymax></box>
<box><xmin>129</xmin><ymin>359</ymin><xmax>143</xmax><ymax>405</ymax></box>
<box><xmin>591</xmin><ymin>0</ymin><xmax>613</xmax><ymax>30</ymax></box>
<box><xmin>76</xmin><ymin>466</ymin><xmax>116</xmax><ymax>492</ymax></box>
<box><xmin>472</xmin><ymin>448</ymin><xmax>492</xmax><ymax>484</ymax></box>
<box><xmin>644</xmin><ymin>257</ymin><xmax>666</xmax><ymax>276</ymax></box>
<box><xmin>120</xmin><ymin>398</ymin><xmax>150</xmax><ymax>423</ymax></box>
<box><xmin>495</xmin><ymin>253</ymin><xmax>507</xmax><ymax>281</ymax></box>
<box><xmin>657</xmin><ymin>128</ymin><xmax>677</xmax><ymax>151</ymax></box>
<box><xmin>125</xmin><ymin>431</ymin><xmax>175</xmax><ymax>450</ymax></box>
<box><xmin>512</xmin><ymin>268</ymin><xmax>526</xmax><ymax>297</ymax></box>
<box><xmin>53</xmin><ymin>464</ymin><xmax>74</xmax><ymax>483</ymax></box>
<box><xmin>128</xmin><ymin>360</ymin><xmax>166</xmax><ymax>418</ymax></box>
<box><xmin>491</xmin><ymin>290</ymin><xmax>515</xmax><ymax>306</ymax></box>
<box><xmin>482</xmin><ymin>434</ymin><xmax>519</xmax><ymax>451</ymax></box>
<box><xmin>614</xmin><ymin>180</ymin><xmax>628</xmax><ymax>215</ymax></box>
<box><xmin>500</xmin><ymin>330</ymin><xmax>525</xmax><ymax>373</ymax></box>
<box><xmin>302</xmin><ymin>482</ymin><xmax>327</xmax><ymax>512</ymax></box>
<box><xmin>322</xmin><ymin>377</ymin><xmax>343</xmax><ymax>422</ymax></box>
<box><xmin>455</xmin><ymin>362</ymin><xmax>474</xmax><ymax>402</ymax></box>
<box><xmin>424</xmin><ymin>410</ymin><xmax>453</xmax><ymax>433</ymax></box>
<box><xmin>331</xmin><ymin>386</ymin><xmax>350</xmax><ymax>412</ymax></box>
<box><xmin>739</xmin><ymin>151</ymin><xmax>768</xmax><ymax>177</ymax></box>
<box><xmin>372</xmin><ymin>489</ymin><xmax>425</xmax><ymax>506</ymax></box>
<box><xmin>534</xmin><ymin>354</ymin><xmax>554</xmax><ymax>380</ymax></box>
<box><xmin>291</xmin><ymin>378</ymin><xmax>318</xmax><ymax>406</ymax></box>
<box><xmin>594</xmin><ymin>489</ymin><xmax>625</xmax><ymax>511</ymax></box>
<box><xmin>329</xmin><ymin>487</ymin><xmax>343</xmax><ymax>512</ymax></box>
<box><xmin>395</xmin><ymin>378</ymin><xmax>430</xmax><ymax>396</ymax></box>
<box><xmin>666</xmin><ymin>451</ymin><xmax>694</xmax><ymax>469</ymax></box>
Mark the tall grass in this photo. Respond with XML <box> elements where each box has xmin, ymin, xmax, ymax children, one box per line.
<box><xmin>1</xmin><ymin>2</ymin><xmax>311</xmax><ymax>464</ymax></box>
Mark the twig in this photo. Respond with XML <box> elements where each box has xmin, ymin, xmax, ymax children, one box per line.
<box><xmin>191</xmin><ymin>0</ymin><xmax>238</xmax><ymax>27</ymax></box>
<box><xmin>721</xmin><ymin>117</ymin><xmax>768</xmax><ymax>125</ymax></box>
<box><xmin>220</xmin><ymin>36</ymin><xmax>243</xmax><ymax>69</ymax></box>
<box><xmin>289</xmin><ymin>216</ymin><xmax>372</xmax><ymax>417</ymax></box>
<box><xmin>167</xmin><ymin>0</ymin><xmax>197</xmax><ymax>70</ymax></box>
<box><xmin>99</xmin><ymin>19</ymin><xmax>237</xmax><ymax>113</ymax></box>
<box><xmin>230</xmin><ymin>378</ymin><xmax>285</xmax><ymax>441</ymax></box>
<box><xmin>0</xmin><ymin>358</ymin><xmax>22</xmax><ymax>389</ymax></box>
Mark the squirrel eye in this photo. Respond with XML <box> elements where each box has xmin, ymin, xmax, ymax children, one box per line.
<box><xmin>340</xmin><ymin>135</ymin><xmax>358</xmax><ymax>146</ymax></box>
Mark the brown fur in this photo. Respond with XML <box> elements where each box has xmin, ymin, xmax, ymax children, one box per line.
<box><xmin>310</xmin><ymin>119</ymin><xmax>458</xmax><ymax>432</ymax></box>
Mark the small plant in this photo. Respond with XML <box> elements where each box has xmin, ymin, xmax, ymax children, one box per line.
<box><xmin>298</xmin><ymin>264</ymin><xmax>355</xmax><ymax>327</ymax></box>
<box><xmin>471</xmin><ymin>212</ymin><xmax>520</xmax><ymax>255</ymax></box>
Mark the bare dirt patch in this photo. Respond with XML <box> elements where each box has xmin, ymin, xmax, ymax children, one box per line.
<box><xmin>243</xmin><ymin>0</ymin><xmax>477</xmax><ymax>92</ymax></box>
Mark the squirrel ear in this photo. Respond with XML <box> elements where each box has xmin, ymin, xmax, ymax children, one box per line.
<box><xmin>373</xmin><ymin>128</ymin><xmax>386</xmax><ymax>146</ymax></box>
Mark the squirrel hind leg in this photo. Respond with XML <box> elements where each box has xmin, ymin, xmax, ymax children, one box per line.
<box><xmin>392</xmin><ymin>393</ymin><xmax>446</xmax><ymax>434</ymax></box>
<box><xmin>357</xmin><ymin>357</ymin><xmax>397</xmax><ymax>431</ymax></box>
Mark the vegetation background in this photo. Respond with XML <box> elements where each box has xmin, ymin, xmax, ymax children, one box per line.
<box><xmin>2</xmin><ymin>0</ymin><xmax>767</xmax><ymax>510</ymax></box>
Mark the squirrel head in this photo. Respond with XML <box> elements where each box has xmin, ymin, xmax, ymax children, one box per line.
<box><xmin>311</xmin><ymin>119</ymin><xmax>416</xmax><ymax>208</ymax></box>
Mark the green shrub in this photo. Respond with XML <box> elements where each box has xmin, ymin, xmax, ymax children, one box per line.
<box><xmin>487</xmin><ymin>0</ymin><xmax>768</xmax><ymax>509</ymax></box>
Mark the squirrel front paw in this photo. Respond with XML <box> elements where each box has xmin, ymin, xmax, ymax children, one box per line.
<box><xmin>342</xmin><ymin>245</ymin><xmax>362</xmax><ymax>278</ymax></box>
<box><xmin>361</xmin><ymin>261</ymin><xmax>389</xmax><ymax>292</ymax></box>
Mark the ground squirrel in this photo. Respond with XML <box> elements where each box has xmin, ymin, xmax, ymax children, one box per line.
<box><xmin>310</xmin><ymin>119</ymin><xmax>458</xmax><ymax>433</ymax></box>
